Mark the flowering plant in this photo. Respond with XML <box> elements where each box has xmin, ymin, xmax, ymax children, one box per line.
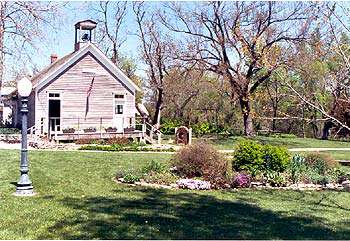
<box><xmin>232</xmin><ymin>173</ymin><xmax>251</xmax><ymax>188</ymax></box>
<box><xmin>176</xmin><ymin>179</ymin><xmax>211</xmax><ymax>190</ymax></box>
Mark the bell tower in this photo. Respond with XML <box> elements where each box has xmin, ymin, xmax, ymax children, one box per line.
<box><xmin>74</xmin><ymin>20</ymin><xmax>97</xmax><ymax>51</ymax></box>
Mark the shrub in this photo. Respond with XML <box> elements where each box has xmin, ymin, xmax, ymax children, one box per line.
<box><xmin>287</xmin><ymin>154</ymin><xmax>307</xmax><ymax>183</ymax></box>
<box><xmin>262</xmin><ymin>145</ymin><xmax>290</xmax><ymax>173</ymax></box>
<box><xmin>329</xmin><ymin>167</ymin><xmax>350</xmax><ymax>184</ymax></box>
<box><xmin>233</xmin><ymin>140</ymin><xmax>290</xmax><ymax>177</ymax></box>
<box><xmin>265</xmin><ymin>170</ymin><xmax>287</xmax><ymax>187</ymax></box>
<box><xmin>160</xmin><ymin>119</ymin><xmax>182</xmax><ymax>135</ymax></box>
<box><xmin>116</xmin><ymin>168</ymin><xmax>141</xmax><ymax>184</ymax></box>
<box><xmin>304</xmin><ymin>152</ymin><xmax>337</xmax><ymax>175</ymax></box>
<box><xmin>231</xmin><ymin>173</ymin><xmax>251</xmax><ymax>188</ymax></box>
<box><xmin>123</xmin><ymin>173</ymin><xmax>141</xmax><ymax>184</ymax></box>
<box><xmin>105</xmin><ymin>137</ymin><xmax>131</xmax><ymax>145</ymax></box>
<box><xmin>192</xmin><ymin>122</ymin><xmax>212</xmax><ymax>136</ymax></box>
<box><xmin>142</xmin><ymin>160</ymin><xmax>167</xmax><ymax>174</ymax></box>
<box><xmin>75</xmin><ymin>138</ymin><xmax>93</xmax><ymax>145</ymax></box>
<box><xmin>143</xmin><ymin>172</ymin><xmax>178</xmax><ymax>185</ymax></box>
<box><xmin>78</xmin><ymin>144</ymin><xmax>174</xmax><ymax>152</ymax></box>
<box><xmin>0</xmin><ymin>128</ymin><xmax>20</xmax><ymax>134</ymax></box>
<box><xmin>232</xmin><ymin>140</ymin><xmax>264</xmax><ymax>176</ymax></box>
<box><xmin>303</xmin><ymin>168</ymin><xmax>330</xmax><ymax>185</ymax></box>
<box><xmin>90</xmin><ymin>139</ymin><xmax>105</xmax><ymax>145</ymax></box>
<box><xmin>172</xmin><ymin>142</ymin><xmax>227</xmax><ymax>186</ymax></box>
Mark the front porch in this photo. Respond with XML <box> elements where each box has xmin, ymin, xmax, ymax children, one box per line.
<box><xmin>30</xmin><ymin>117</ymin><xmax>161</xmax><ymax>144</ymax></box>
<box><xmin>50</xmin><ymin>129</ymin><xmax>146</xmax><ymax>142</ymax></box>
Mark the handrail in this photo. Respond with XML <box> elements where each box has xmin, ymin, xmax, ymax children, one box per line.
<box><xmin>45</xmin><ymin>116</ymin><xmax>162</xmax><ymax>144</ymax></box>
<box><xmin>27</xmin><ymin>125</ymin><xmax>35</xmax><ymax>135</ymax></box>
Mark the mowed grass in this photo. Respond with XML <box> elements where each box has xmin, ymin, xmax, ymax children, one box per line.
<box><xmin>296</xmin><ymin>151</ymin><xmax>350</xmax><ymax>160</ymax></box>
<box><xmin>1</xmin><ymin>150</ymin><xmax>350</xmax><ymax>239</ymax></box>
<box><xmin>192</xmin><ymin>135</ymin><xmax>350</xmax><ymax>150</ymax></box>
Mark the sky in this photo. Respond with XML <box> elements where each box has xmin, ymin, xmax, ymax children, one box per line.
<box><xmin>4</xmin><ymin>1</ymin><xmax>148</xmax><ymax>83</ymax></box>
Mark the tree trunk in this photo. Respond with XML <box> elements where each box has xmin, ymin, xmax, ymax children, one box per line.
<box><xmin>321</xmin><ymin>120</ymin><xmax>333</xmax><ymax>140</ymax></box>
<box><xmin>152</xmin><ymin>87</ymin><xmax>163</xmax><ymax>129</ymax></box>
<box><xmin>239</xmin><ymin>95</ymin><xmax>254</xmax><ymax>136</ymax></box>
<box><xmin>272</xmin><ymin>104</ymin><xmax>277</xmax><ymax>132</ymax></box>
<box><xmin>302</xmin><ymin>103</ymin><xmax>306</xmax><ymax>138</ymax></box>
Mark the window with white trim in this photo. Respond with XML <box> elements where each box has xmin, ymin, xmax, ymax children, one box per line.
<box><xmin>114</xmin><ymin>94</ymin><xmax>124</xmax><ymax>115</ymax></box>
<box><xmin>49</xmin><ymin>93</ymin><xmax>60</xmax><ymax>98</ymax></box>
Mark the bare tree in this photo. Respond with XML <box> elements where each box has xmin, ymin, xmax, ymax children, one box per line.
<box><xmin>283</xmin><ymin>3</ymin><xmax>350</xmax><ymax>139</ymax></box>
<box><xmin>0</xmin><ymin>1</ymin><xmax>59</xmax><ymax>99</ymax></box>
<box><xmin>95</xmin><ymin>1</ymin><xmax>127</xmax><ymax>64</ymax></box>
<box><xmin>133</xmin><ymin>2</ymin><xmax>171</xmax><ymax>128</ymax></box>
<box><xmin>160</xmin><ymin>2</ymin><xmax>313</xmax><ymax>136</ymax></box>
<box><xmin>320</xmin><ymin>3</ymin><xmax>350</xmax><ymax>139</ymax></box>
<box><xmin>163</xmin><ymin>67</ymin><xmax>203</xmax><ymax>119</ymax></box>
<box><xmin>0</xmin><ymin>1</ymin><xmax>59</xmax><ymax>125</ymax></box>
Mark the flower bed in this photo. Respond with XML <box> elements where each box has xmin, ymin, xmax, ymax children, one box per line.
<box><xmin>114</xmin><ymin>142</ymin><xmax>350</xmax><ymax>192</ymax></box>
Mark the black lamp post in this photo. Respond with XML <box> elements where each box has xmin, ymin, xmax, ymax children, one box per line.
<box><xmin>15</xmin><ymin>77</ymin><xmax>34</xmax><ymax>196</ymax></box>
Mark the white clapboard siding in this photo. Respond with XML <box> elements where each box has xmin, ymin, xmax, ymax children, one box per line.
<box><xmin>35</xmin><ymin>53</ymin><xmax>136</xmax><ymax>133</ymax></box>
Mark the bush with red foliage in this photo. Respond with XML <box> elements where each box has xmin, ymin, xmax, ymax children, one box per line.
<box><xmin>172</xmin><ymin>142</ymin><xmax>228</xmax><ymax>187</ymax></box>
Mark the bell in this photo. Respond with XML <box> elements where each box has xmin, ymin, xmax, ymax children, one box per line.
<box><xmin>82</xmin><ymin>33</ymin><xmax>90</xmax><ymax>42</ymax></box>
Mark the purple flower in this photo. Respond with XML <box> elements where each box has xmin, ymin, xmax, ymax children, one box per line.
<box><xmin>232</xmin><ymin>173</ymin><xmax>251</xmax><ymax>188</ymax></box>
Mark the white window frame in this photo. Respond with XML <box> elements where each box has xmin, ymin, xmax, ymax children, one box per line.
<box><xmin>47</xmin><ymin>91</ymin><xmax>62</xmax><ymax>133</ymax></box>
<box><xmin>113</xmin><ymin>92</ymin><xmax>125</xmax><ymax>117</ymax></box>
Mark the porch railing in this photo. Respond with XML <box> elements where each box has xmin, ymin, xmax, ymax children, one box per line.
<box><xmin>45</xmin><ymin>116</ymin><xmax>153</xmax><ymax>141</ymax></box>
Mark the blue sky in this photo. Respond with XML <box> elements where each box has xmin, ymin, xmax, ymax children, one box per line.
<box><xmin>40</xmin><ymin>2</ymin><xmax>141</xmax><ymax>68</ymax></box>
<box><xmin>4</xmin><ymin>1</ymin><xmax>147</xmax><ymax>83</ymax></box>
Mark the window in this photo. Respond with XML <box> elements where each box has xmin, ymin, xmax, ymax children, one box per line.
<box><xmin>114</xmin><ymin>94</ymin><xmax>124</xmax><ymax>99</ymax></box>
<box><xmin>49</xmin><ymin>93</ymin><xmax>60</xmax><ymax>98</ymax></box>
<box><xmin>114</xmin><ymin>93</ymin><xmax>124</xmax><ymax>115</ymax></box>
<box><xmin>115</xmin><ymin>104</ymin><xmax>123</xmax><ymax>114</ymax></box>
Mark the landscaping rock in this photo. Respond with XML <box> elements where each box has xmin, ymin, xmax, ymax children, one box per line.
<box><xmin>251</xmin><ymin>181</ymin><xmax>264</xmax><ymax>187</ymax></box>
<box><xmin>324</xmin><ymin>183</ymin><xmax>343</xmax><ymax>190</ymax></box>
<box><xmin>29</xmin><ymin>136</ymin><xmax>79</xmax><ymax>150</ymax></box>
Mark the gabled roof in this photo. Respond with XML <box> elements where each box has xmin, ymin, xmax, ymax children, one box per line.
<box><xmin>30</xmin><ymin>52</ymin><xmax>75</xmax><ymax>86</ymax></box>
<box><xmin>32</xmin><ymin>43</ymin><xmax>141</xmax><ymax>93</ymax></box>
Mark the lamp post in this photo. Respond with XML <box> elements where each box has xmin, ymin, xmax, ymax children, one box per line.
<box><xmin>15</xmin><ymin>77</ymin><xmax>34</xmax><ymax>196</ymax></box>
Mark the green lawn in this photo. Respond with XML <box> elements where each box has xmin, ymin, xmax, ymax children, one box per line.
<box><xmin>192</xmin><ymin>136</ymin><xmax>350</xmax><ymax>150</ymax></box>
<box><xmin>1</xmin><ymin>150</ymin><xmax>350</xmax><ymax>239</ymax></box>
<box><xmin>298</xmin><ymin>151</ymin><xmax>350</xmax><ymax>160</ymax></box>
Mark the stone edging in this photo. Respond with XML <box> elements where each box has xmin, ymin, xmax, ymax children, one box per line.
<box><xmin>114</xmin><ymin>178</ymin><xmax>350</xmax><ymax>192</ymax></box>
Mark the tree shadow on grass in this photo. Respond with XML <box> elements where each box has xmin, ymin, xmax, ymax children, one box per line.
<box><xmin>39</xmin><ymin>187</ymin><xmax>350</xmax><ymax>240</ymax></box>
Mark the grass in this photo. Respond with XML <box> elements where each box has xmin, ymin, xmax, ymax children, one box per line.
<box><xmin>295</xmin><ymin>151</ymin><xmax>350</xmax><ymax>161</ymax></box>
<box><xmin>1</xmin><ymin>150</ymin><xmax>350</xmax><ymax>239</ymax></box>
<box><xmin>191</xmin><ymin>135</ymin><xmax>350</xmax><ymax>150</ymax></box>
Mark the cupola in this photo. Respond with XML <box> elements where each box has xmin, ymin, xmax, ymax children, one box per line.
<box><xmin>74</xmin><ymin>20</ymin><xmax>97</xmax><ymax>51</ymax></box>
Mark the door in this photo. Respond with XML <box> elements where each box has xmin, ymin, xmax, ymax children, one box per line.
<box><xmin>48</xmin><ymin>99</ymin><xmax>61</xmax><ymax>133</ymax></box>
<box><xmin>113</xmin><ymin>93</ymin><xmax>124</xmax><ymax>132</ymax></box>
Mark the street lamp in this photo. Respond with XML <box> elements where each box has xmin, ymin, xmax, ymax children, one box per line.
<box><xmin>15</xmin><ymin>77</ymin><xmax>34</xmax><ymax>196</ymax></box>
